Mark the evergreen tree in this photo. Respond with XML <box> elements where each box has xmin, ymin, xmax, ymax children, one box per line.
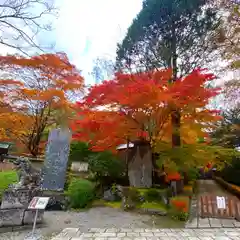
<box><xmin>116</xmin><ymin>0</ymin><xmax>220</xmax><ymax>75</ymax></box>
<box><xmin>116</xmin><ymin>0</ymin><xmax>220</xmax><ymax>149</ymax></box>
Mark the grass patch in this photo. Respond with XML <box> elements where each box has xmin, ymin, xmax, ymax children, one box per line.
<box><xmin>171</xmin><ymin>196</ymin><xmax>190</xmax><ymax>204</ymax></box>
<box><xmin>92</xmin><ymin>199</ymin><xmax>106</xmax><ymax>207</ymax></box>
<box><xmin>92</xmin><ymin>199</ymin><xmax>122</xmax><ymax>208</ymax></box>
<box><xmin>137</xmin><ymin>188</ymin><xmax>166</xmax><ymax>194</ymax></box>
<box><xmin>139</xmin><ymin>201</ymin><xmax>167</xmax><ymax>211</ymax></box>
<box><xmin>0</xmin><ymin>171</ymin><xmax>17</xmax><ymax>199</ymax></box>
<box><xmin>104</xmin><ymin>201</ymin><xmax>121</xmax><ymax>208</ymax></box>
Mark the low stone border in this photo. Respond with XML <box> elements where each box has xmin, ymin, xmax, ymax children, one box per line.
<box><xmin>0</xmin><ymin>222</ymin><xmax>46</xmax><ymax>233</ymax></box>
<box><xmin>185</xmin><ymin>192</ymin><xmax>198</xmax><ymax>225</ymax></box>
<box><xmin>137</xmin><ymin>208</ymin><xmax>167</xmax><ymax>216</ymax></box>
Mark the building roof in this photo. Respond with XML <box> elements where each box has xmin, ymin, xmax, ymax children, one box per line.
<box><xmin>116</xmin><ymin>142</ymin><xmax>134</xmax><ymax>150</ymax></box>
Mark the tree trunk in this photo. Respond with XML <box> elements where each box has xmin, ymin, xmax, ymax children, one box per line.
<box><xmin>171</xmin><ymin>109</ymin><xmax>181</xmax><ymax>147</ymax></box>
<box><xmin>128</xmin><ymin>140</ymin><xmax>152</xmax><ymax>188</ymax></box>
<box><xmin>170</xmin><ymin>19</ymin><xmax>181</xmax><ymax>149</ymax></box>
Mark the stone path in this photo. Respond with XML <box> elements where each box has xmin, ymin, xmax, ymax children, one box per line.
<box><xmin>52</xmin><ymin>228</ymin><xmax>240</xmax><ymax>240</ymax></box>
<box><xmin>197</xmin><ymin>180</ymin><xmax>232</xmax><ymax>196</ymax></box>
<box><xmin>0</xmin><ymin>208</ymin><xmax>153</xmax><ymax>240</ymax></box>
<box><xmin>186</xmin><ymin>217</ymin><xmax>240</xmax><ymax>228</ymax></box>
<box><xmin>186</xmin><ymin>180</ymin><xmax>240</xmax><ymax>229</ymax></box>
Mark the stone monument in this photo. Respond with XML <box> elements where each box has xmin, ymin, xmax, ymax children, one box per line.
<box><xmin>0</xmin><ymin>157</ymin><xmax>44</xmax><ymax>227</ymax></box>
<box><xmin>42</xmin><ymin>128</ymin><xmax>71</xmax><ymax>191</ymax></box>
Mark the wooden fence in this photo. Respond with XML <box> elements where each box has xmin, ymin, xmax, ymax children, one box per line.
<box><xmin>199</xmin><ymin>194</ymin><xmax>240</xmax><ymax>221</ymax></box>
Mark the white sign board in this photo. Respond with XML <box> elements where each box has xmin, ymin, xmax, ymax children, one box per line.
<box><xmin>28</xmin><ymin>197</ymin><xmax>50</xmax><ymax>210</ymax></box>
<box><xmin>216</xmin><ymin>196</ymin><xmax>226</xmax><ymax>209</ymax></box>
<box><xmin>71</xmin><ymin>162</ymin><xmax>89</xmax><ymax>172</ymax></box>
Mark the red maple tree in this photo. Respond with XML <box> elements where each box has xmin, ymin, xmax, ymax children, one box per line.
<box><xmin>71</xmin><ymin>68</ymin><xmax>222</xmax><ymax>187</ymax></box>
<box><xmin>72</xmin><ymin>68</ymin><xmax>220</xmax><ymax>152</ymax></box>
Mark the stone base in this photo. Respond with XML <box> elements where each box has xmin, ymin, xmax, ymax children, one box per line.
<box><xmin>138</xmin><ymin>208</ymin><xmax>167</xmax><ymax>216</ymax></box>
<box><xmin>0</xmin><ymin>188</ymin><xmax>45</xmax><ymax>228</ymax></box>
<box><xmin>0</xmin><ymin>209</ymin><xmax>24</xmax><ymax>227</ymax></box>
<box><xmin>23</xmin><ymin>210</ymin><xmax>44</xmax><ymax>225</ymax></box>
<box><xmin>1</xmin><ymin>189</ymin><xmax>43</xmax><ymax>209</ymax></box>
<box><xmin>0</xmin><ymin>209</ymin><xmax>44</xmax><ymax>227</ymax></box>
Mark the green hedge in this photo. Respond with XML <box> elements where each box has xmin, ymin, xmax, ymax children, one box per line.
<box><xmin>67</xmin><ymin>178</ymin><xmax>95</xmax><ymax>209</ymax></box>
<box><xmin>219</xmin><ymin>157</ymin><xmax>240</xmax><ymax>186</ymax></box>
<box><xmin>214</xmin><ymin>176</ymin><xmax>240</xmax><ymax>199</ymax></box>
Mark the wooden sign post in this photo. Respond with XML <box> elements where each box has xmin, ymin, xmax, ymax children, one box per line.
<box><xmin>25</xmin><ymin>197</ymin><xmax>50</xmax><ymax>240</ymax></box>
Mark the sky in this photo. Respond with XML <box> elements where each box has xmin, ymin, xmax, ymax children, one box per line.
<box><xmin>51</xmin><ymin>0</ymin><xmax>234</xmax><ymax>87</ymax></box>
<box><xmin>0</xmin><ymin>0</ymin><xmax>142</xmax><ymax>85</ymax></box>
<box><xmin>0</xmin><ymin>0</ymin><xmax>234</xmax><ymax>88</ymax></box>
<box><xmin>53</xmin><ymin>0</ymin><xmax>143</xmax><ymax>85</ymax></box>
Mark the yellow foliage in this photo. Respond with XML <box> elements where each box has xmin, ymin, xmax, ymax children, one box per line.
<box><xmin>155</xmin><ymin>141</ymin><xmax>239</xmax><ymax>172</ymax></box>
<box><xmin>183</xmin><ymin>185</ymin><xmax>193</xmax><ymax>192</ymax></box>
<box><xmin>0</xmin><ymin>112</ymin><xmax>34</xmax><ymax>142</ymax></box>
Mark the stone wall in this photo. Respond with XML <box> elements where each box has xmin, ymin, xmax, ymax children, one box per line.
<box><xmin>0</xmin><ymin>189</ymin><xmax>44</xmax><ymax>228</ymax></box>
<box><xmin>0</xmin><ymin>209</ymin><xmax>44</xmax><ymax>227</ymax></box>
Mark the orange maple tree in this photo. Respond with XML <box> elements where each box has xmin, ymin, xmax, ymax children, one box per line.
<box><xmin>72</xmin><ymin>68</ymin><xmax>221</xmax><ymax>152</ymax></box>
<box><xmin>0</xmin><ymin>79</ymin><xmax>24</xmax><ymax>139</ymax></box>
<box><xmin>0</xmin><ymin>52</ymin><xmax>83</xmax><ymax>156</ymax></box>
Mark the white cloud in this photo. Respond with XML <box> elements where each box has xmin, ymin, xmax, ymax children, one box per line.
<box><xmin>55</xmin><ymin>0</ymin><xmax>142</xmax><ymax>84</ymax></box>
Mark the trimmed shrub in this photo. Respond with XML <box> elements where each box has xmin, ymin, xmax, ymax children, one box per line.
<box><xmin>69</xmin><ymin>141</ymin><xmax>92</xmax><ymax>162</ymax></box>
<box><xmin>65</xmin><ymin>141</ymin><xmax>94</xmax><ymax>190</ymax></box>
<box><xmin>219</xmin><ymin>157</ymin><xmax>240</xmax><ymax>186</ymax></box>
<box><xmin>120</xmin><ymin>187</ymin><xmax>142</xmax><ymax>210</ymax></box>
<box><xmin>88</xmin><ymin>151</ymin><xmax>125</xmax><ymax>178</ymax></box>
<box><xmin>67</xmin><ymin>178</ymin><xmax>95</xmax><ymax>209</ymax></box>
<box><xmin>88</xmin><ymin>151</ymin><xmax>127</xmax><ymax>189</ymax></box>
<box><xmin>128</xmin><ymin>187</ymin><xmax>141</xmax><ymax>203</ymax></box>
<box><xmin>143</xmin><ymin>188</ymin><xmax>160</xmax><ymax>202</ymax></box>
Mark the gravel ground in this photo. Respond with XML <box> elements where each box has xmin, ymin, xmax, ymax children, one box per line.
<box><xmin>0</xmin><ymin>207</ymin><xmax>152</xmax><ymax>240</ymax></box>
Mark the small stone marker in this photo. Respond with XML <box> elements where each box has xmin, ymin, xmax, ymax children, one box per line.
<box><xmin>71</xmin><ymin>162</ymin><xmax>89</xmax><ymax>172</ymax></box>
<box><xmin>25</xmin><ymin>197</ymin><xmax>50</xmax><ymax>240</ymax></box>
<box><xmin>170</xmin><ymin>180</ymin><xmax>177</xmax><ymax>196</ymax></box>
<box><xmin>216</xmin><ymin>196</ymin><xmax>226</xmax><ymax>209</ymax></box>
<box><xmin>162</xmin><ymin>195</ymin><xmax>168</xmax><ymax>205</ymax></box>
